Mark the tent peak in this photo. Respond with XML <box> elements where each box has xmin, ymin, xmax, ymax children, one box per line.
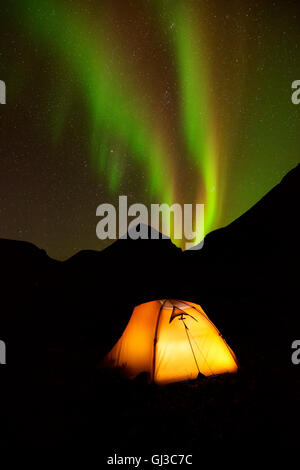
<box><xmin>159</xmin><ymin>299</ymin><xmax>192</xmax><ymax>310</ymax></box>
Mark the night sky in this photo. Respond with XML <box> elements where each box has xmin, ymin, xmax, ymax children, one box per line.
<box><xmin>0</xmin><ymin>0</ymin><xmax>299</xmax><ymax>259</ymax></box>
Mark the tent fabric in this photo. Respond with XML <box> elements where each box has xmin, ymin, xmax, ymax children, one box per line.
<box><xmin>104</xmin><ymin>299</ymin><xmax>238</xmax><ymax>384</ymax></box>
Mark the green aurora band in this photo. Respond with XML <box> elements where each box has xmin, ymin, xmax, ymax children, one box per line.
<box><xmin>173</xmin><ymin>2</ymin><xmax>218</xmax><ymax>234</ymax></box>
<box><xmin>13</xmin><ymin>0</ymin><xmax>300</xmax><ymax>249</ymax></box>
<box><xmin>17</xmin><ymin>0</ymin><xmax>175</xmax><ymax>201</ymax></box>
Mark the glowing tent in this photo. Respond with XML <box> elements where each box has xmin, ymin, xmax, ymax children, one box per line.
<box><xmin>104</xmin><ymin>300</ymin><xmax>238</xmax><ymax>384</ymax></box>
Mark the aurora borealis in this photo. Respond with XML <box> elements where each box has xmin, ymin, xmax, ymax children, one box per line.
<box><xmin>0</xmin><ymin>0</ymin><xmax>299</xmax><ymax>258</ymax></box>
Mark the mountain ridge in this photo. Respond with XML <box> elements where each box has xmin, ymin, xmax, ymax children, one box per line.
<box><xmin>1</xmin><ymin>163</ymin><xmax>299</xmax><ymax>264</ymax></box>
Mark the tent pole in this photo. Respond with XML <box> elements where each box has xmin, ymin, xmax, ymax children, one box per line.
<box><xmin>152</xmin><ymin>301</ymin><xmax>166</xmax><ymax>383</ymax></box>
<box><xmin>183</xmin><ymin>320</ymin><xmax>201</xmax><ymax>376</ymax></box>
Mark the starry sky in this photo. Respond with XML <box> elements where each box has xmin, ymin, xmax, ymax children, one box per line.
<box><xmin>0</xmin><ymin>0</ymin><xmax>299</xmax><ymax>259</ymax></box>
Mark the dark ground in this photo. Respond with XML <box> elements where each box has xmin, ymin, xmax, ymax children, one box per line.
<box><xmin>1</xmin><ymin>350</ymin><xmax>299</xmax><ymax>454</ymax></box>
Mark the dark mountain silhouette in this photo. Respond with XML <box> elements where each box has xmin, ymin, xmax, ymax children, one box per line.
<box><xmin>0</xmin><ymin>238</ymin><xmax>56</xmax><ymax>298</ymax></box>
<box><xmin>190</xmin><ymin>162</ymin><xmax>300</xmax><ymax>259</ymax></box>
<box><xmin>181</xmin><ymin>165</ymin><xmax>300</xmax><ymax>364</ymax></box>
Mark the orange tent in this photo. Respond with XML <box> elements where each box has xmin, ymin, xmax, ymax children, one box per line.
<box><xmin>104</xmin><ymin>299</ymin><xmax>238</xmax><ymax>384</ymax></box>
